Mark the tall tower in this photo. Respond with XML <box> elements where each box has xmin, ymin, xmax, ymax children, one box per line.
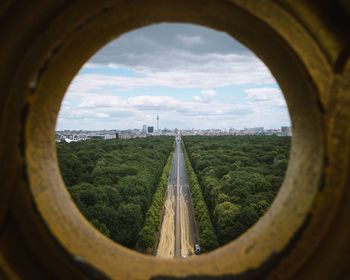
<box><xmin>157</xmin><ymin>114</ymin><xmax>159</xmax><ymax>132</ymax></box>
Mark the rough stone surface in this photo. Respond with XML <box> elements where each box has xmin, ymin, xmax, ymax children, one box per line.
<box><xmin>0</xmin><ymin>0</ymin><xmax>349</xmax><ymax>279</ymax></box>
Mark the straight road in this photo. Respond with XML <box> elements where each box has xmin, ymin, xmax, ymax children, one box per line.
<box><xmin>156</xmin><ymin>136</ymin><xmax>197</xmax><ymax>258</ymax></box>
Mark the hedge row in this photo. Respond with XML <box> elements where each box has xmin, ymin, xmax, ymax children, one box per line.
<box><xmin>182</xmin><ymin>142</ymin><xmax>219</xmax><ymax>252</ymax></box>
<box><xmin>137</xmin><ymin>150</ymin><xmax>174</xmax><ymax>251</ymax></box>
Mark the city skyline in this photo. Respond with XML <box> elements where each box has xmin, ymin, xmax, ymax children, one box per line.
<box><xmin>55</xmin><ymin>121</ymin><xmax>290</xmax><ymax>132</ymax></box>
<box><xmin>56</xmin><ymin>23</ymin><xmax>291</xmax><ymax>130</ymax></box>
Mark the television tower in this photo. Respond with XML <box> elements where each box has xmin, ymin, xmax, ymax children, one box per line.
<box><xmin>157</xmin><ymin>114</ymin><xmax>159</xmax><ymax>132</ymax></box>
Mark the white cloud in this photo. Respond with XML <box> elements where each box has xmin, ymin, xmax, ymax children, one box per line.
<box><xmin>84</xmin><ymin>63</ymin><xmax>104</xmax><ymax>69</ymax></box>
<box><xmin>68</xmin><ymin>51</ymin><xmax>274</xmax><ymax>95</ymax></box>
<box><xmin>127</xmin><ymin>95</ymin><xmax>187</xmax><ymax>111</ymax></box>
<box><xmin>244</xmin><ymin>87</ymin><xmax>286</xmax><ymax>108</ymax></box>
<box><xmin>245</xmin><ymin>87</ymin><xmax>279</xmax><ymax>100</ymax></box>
<box><xmin>176</xmin><ymin>35</ymin><xmax>206</xmax><ymax>47</ymax></box>
<box><xmin>193</xmin><ymin>89</ymin><xmax>216</xmax><ymax>103</ymax></box>
<box><xmin>58</xmin><ymin>84</ymin><xmax>289</xmax><ymax>130</ymax></box>
<box><xmin>56</xmin><ymin>24</ymin><xmax>290</xmax><ymax>130</ymax></box>
<box><xmin>201</xmin><ymin>89</ymin><xmax>216</xmax><ymax>97</ymax></box>
<box><xmin>59</xmin><ymin>90</ymin><xmax>252</xmax><ymax>125</ymax></box>
<box><xmin>78</xmin><ymin>95</ymin><xmax>123</xmax><ymax>108</ymax></box>
<box><xmin>96</xmin><ymin>112</ymin><xmax>109</xmax><ymax>118</ymax></box>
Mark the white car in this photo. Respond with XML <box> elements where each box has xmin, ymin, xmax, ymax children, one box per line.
<box><xmin>194</xmin><ymin>244</ymin><xmax>201</xmax><ymax>255</ymax></box>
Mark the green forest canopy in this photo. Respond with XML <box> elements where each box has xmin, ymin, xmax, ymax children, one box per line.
<box><xmin>57</xmin><ymin>137</ymin><xmax>174</xmax><ymax>248</ymax></box>
<box><xmin>57</xmin><ymin>135</ymin><xmax>291</xmax><ymax>252</ymax></box>
<box><xmin>182</xmin><ymin>136</ymin><xmax>291</xmax><ymax>245</ymax></box>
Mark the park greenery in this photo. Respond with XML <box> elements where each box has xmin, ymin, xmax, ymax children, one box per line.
<box><xmin>182</xmin><ymin>136</ymin><xmax>291</xmax><ymax>246</ymax></box>
<box><xmin>57</xmin><ymin>134</ymin><xmax>290</xmax><ymax>253</ymax></box>
<box><xmin>57</xmin><ymin>137</ymin><xmax>174</xmax><ymax>249</ymax></box>
<box><xmin>137</xmin><ymin>151</ymin><xmax>173</xmax><ymax>251</ymax></box>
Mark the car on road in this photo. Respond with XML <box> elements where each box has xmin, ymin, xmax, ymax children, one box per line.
<box><xmin>194</xmin><ymin>244</ymin><xmax>201</xmax><ymax>255</ymax></box>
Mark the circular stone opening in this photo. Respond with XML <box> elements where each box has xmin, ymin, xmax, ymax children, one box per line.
<box><xmin>22</xmin><ymin>1</ymin><xmax>324</xmax><ymax>278</ymax></box>
<box><xmin>55</xmin><ymin>23</ymin><xmax>292</xmax><ymax>259</ymax></box>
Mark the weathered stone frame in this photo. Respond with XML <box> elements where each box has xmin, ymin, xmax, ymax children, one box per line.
<box><xmin>0</xmin><ymin>1</ymin><xmax>349</xmax><ymax>279</ymax></box>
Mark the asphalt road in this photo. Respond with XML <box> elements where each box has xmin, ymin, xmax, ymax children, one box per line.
<box><xmin>156</xmin><ymin>137</ymin><xmax>198</xmax><ymax>258</ymax></box>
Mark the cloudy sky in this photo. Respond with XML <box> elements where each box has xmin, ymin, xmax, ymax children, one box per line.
<box><xmin>56</xmin><ymin>23</ymin><xmax>290</xmax><ymax>130</ymax></box>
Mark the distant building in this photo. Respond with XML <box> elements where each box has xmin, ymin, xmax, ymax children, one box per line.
<box><xmin>77</xmin><ymin>134</ymin><xmax>87</xmax><ymax>141</ymax></box>
<box><xmin>55</xmin><ymin>134</ymin><xmax>62</xmax><ymax>142</ymax></box>
<box><xmin>87</xmin><ymin>135</ymin><xmax>105</xmax><ymax>139</ymax></box>
<box><xmin>265</xmin><ymin>129</ymin><xmax>280</xmax><ymax>136</ymax></box>
<box><xmin>281</xmin><ymin>126</ymin><xmax>292</xmax><ymax>136</ymax></box>
<box><xmin>119</xmin><ymin>133</ymin><xmax>133</xmax><ymax>139</ymax></box>
<box><xmin>104</xmin><ymin>133</ymin><xmax>116</xmax><ymax>140</ymax></box>
<box><xmin>142</xmin><ymin>124</ymin><xmax>147</xmax><ymax>133</ymax></box>
<box><xmin>147</xmin><ymin>126</ymin><xmax>154</xmax><ymax>133</ymax></box>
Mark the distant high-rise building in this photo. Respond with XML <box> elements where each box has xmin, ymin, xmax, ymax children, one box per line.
<box><xmin>142</xmin><ymin>124</ymin><xmax>147</xmax><ymax>133</ymax></box>
<box><xmin>147</xmin><ymin>126</ymin><xmax>154</xmax><ymax>133</ymax></box>
<box><xmin>157</xmin><ymin>114</ymin><xmax>159</xmax><ymax>132</ymax></box>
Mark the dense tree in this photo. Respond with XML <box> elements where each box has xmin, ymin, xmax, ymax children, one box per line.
<box><xmin>137</xmin><ymin>152</ymin><xmax>173</xmax><ymax>251</ymax></box>
<box><xmin>114</xmin><ymin>203</ymin><xmax>143</xmax><ymax>247</ymax></box>
<box><xmin>57</xmin><ymin>137</ymin><xmax>174</xmax><ymax>249</ymax></box>
<box><xmin>214</xmin><ymin>201</ymin><xmax>240</xmax><ymax>244</ymax></box>
<box><xmin>183</xmin><ymin>135</ymin><xmax>290</xmax><ymax>246</ymax></box>
<box><xmin>58</xmin><ymin>135</ymin><xmax>290</xmax><ymax>252</ymax></box>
